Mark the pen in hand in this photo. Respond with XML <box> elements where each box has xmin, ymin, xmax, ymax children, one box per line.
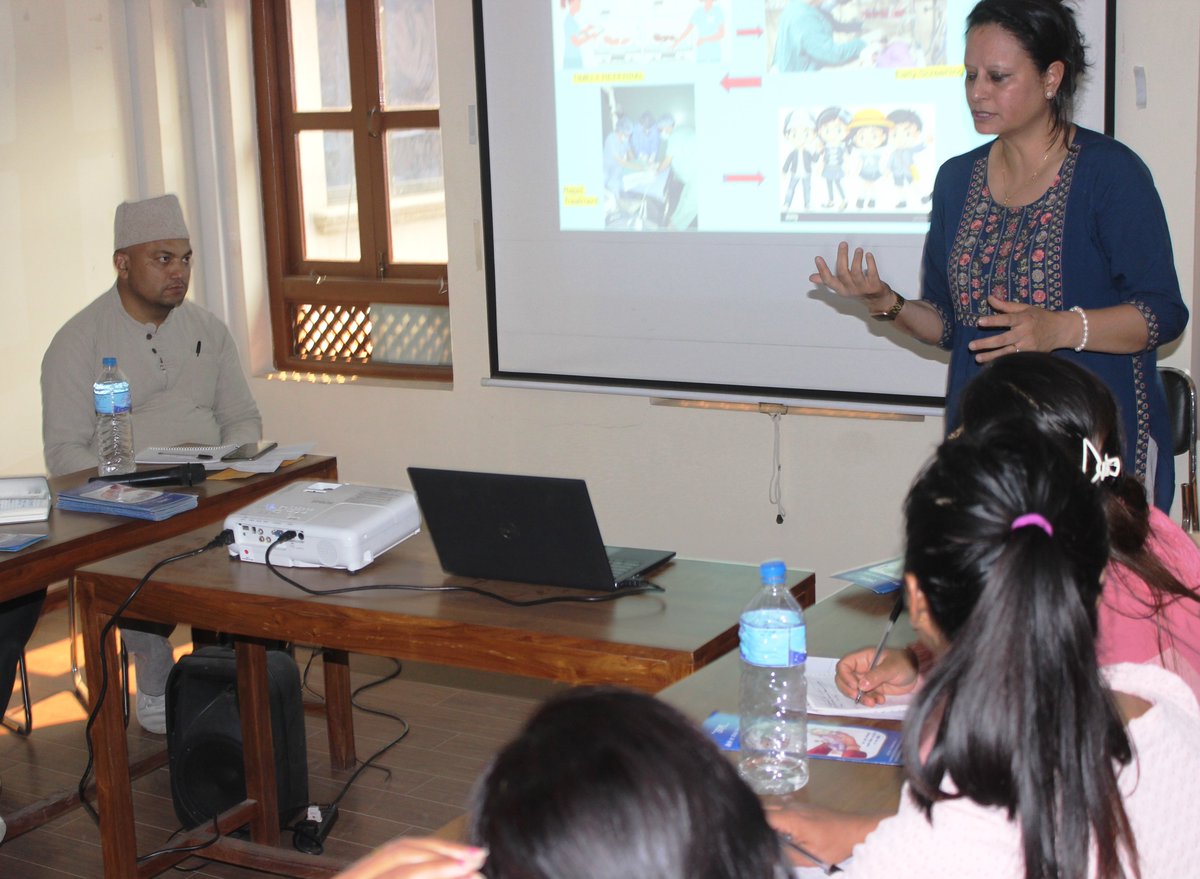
<box><xmin>853</xmin><ymin>591</ymin><xmax>905</xmax><ymax>705</ymax></box>
<box><xmin>778</xmin><ymin>832</ymin><xmax>841</xmax><ymax>875</ymax></box>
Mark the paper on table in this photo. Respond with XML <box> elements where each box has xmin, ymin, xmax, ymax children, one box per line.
<box><xmin>830</xmin><ymin>557</ymin><xmax>903</xmax><ymax>594</ymax></box>
<box><xmin>224</xmin><ymin>442</ymin><xmax>318</xmax><ymax>474</ymax></box>
<box><xmin>806</xmin><ymin>656</ymin><xmax>911</xmax><ymax>721</ymax></box>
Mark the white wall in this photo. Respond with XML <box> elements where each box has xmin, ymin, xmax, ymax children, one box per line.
<box><xmin>3</xmin><ymin>0</ymin><xmax>1197</xmax><ymax>600</ymax></box>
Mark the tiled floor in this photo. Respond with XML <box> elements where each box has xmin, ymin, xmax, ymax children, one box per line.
<box><xmin>0</xmin><ymin>603</ymin><xmax>561</xmax><ymax>877</ymax></box>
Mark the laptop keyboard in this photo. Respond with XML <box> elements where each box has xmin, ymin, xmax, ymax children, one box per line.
<box><xmin>606</xmin><ymin>549</ymin><xmax>643</xmax><ymax>582</ymax></box>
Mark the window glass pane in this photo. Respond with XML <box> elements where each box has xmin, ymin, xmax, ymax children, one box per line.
<box><xmin>298</xmin><ymin>130</ymin><xmax>361</xmax><ymax>262</ymax></box>
<box><xmin>380</xmin><ymin>0</ymin><xmax>440</xmax><ymax>108</ymax></box>
<box><xmin>289</xmin><ymin>0</ymin><xmax>351</xmax><ymax>112</ymax></box>
<box><xmin>385</xmin><ymin>129</ymin><xmax>447</xmax><ymax>263</ymax></box>
<box><xmin>369</xmin><ymin>304</ymin><xmax>452</xmax><ymax>365</ymax></box>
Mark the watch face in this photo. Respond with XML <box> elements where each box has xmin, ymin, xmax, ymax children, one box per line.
<box><xmin>872</xmin><ymin>294</ymin><xmax>903</xmax><ymax>320</ymax></box>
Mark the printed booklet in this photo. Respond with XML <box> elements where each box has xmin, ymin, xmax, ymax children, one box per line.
<box><xmin>55</xmin><ymin>482</ymin><xmax>198</xmax><ymax>521</ymax></box>
<box><xmin>703</xmin><ymin>712</ymin><xmax>903</xmax><ymax>766</ymax></box>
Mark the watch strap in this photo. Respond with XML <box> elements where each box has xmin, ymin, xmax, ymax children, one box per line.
<box><xmin>870</xmin><ymin>290</ymin><xmax>906</xmax><ymax>321</ymax></box>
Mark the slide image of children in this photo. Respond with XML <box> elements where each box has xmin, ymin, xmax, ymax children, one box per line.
<box><xmin>887</xmin><ymin>108</ymin><xmax>934</xmax><ymax>209</ymax></box>
<box><xmin>783</xmin><ymin>103</ymin><xmax>935</xmax><ymax>217</ymax></box>
<box><xmin>848</xmin><ymin>108</ymin><xmax>893</xmax><ymax>209</ymax></box>
<box><xmin>815</xmin><ymin>106</ymin><xmax>851</xmax><ymax>210</ymax></box>
<box><xmin>780</xmin><ymin>111</ymin><xmax>821</xmax><ymax>216</ymax></box>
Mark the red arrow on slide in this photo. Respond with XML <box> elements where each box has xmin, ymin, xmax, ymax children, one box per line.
<box><xmin>736</xmin><ymin>27</ymin><xmax>763</xmax><ymax>37</ymax></box>
<box><xmin>721</xmin><ymin>74</ymin><xmax>762</xmax><ymax>91</ymax></box>
<box><xmin>724</xmin><ymin>173</ymin><xmax>765</xmax><ymax>185</ymax></box>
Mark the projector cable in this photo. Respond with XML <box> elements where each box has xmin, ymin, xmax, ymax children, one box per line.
<box><xmin>263</xmin><ymin>531</ymin><xmax>665</xmax><ymax>605</ymax></box>
<box><xmin>289</xmin><ymin>654</ymin><xmax>412</xmax><ymax>855</ymax></box>
<box><xmin>76</xmin><ymin>529</ymin><xmax>235</xmax><ymax>826</ymax></box>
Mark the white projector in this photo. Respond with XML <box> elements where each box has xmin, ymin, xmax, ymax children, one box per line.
<box><xmin>225</xmin><ymin>481</ymin><xmax>421</xmax><ymax>572</ymax></box>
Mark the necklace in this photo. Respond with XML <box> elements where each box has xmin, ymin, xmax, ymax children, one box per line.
<box><xmin>1000</xmin><ymin>143</ymin><xmax>1059</xmax><ymax>208</ymax></box>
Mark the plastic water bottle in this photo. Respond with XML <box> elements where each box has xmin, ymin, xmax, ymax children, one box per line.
<box><xmin>93</xmin><ymin>357</ymin><xmax>135</xmax><ymax>476</ymax></box>
<box><xmin>738</xmin><ymin>558</ymin><xmax>808</xmax><ymax>794</ymax></box>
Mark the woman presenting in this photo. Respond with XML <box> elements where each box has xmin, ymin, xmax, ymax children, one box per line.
<box><xmin>814</xmin><ymin>0</ymin><xmax>1188</xmax><ymax>510</ymax></box>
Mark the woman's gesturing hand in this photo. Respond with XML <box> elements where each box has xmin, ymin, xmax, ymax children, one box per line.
<box><xmin>810</xmin><ymin>242</ymin><xmax>894</xmax><ymax>312</ymax></box>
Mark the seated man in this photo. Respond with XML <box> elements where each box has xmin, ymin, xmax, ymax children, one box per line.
<box><xmin>36</xmin><ymin>193</ymin><xmax>262</xmax><ymax>733</ymax></box>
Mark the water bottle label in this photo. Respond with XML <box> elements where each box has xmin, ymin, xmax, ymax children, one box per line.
<box><xmin>94</xmin><ymin>384</ymin><xmax>131</xmax><ymax>415</ymax></box>
<box><xmin>740</xmin><ymin>610</ymin><xmax>806</xmax><ymax>667</ymax></box>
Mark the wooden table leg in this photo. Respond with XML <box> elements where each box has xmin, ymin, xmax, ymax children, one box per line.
<box><xmin>322</xmin><ymin>649</ymin><xmax>356</xmax><ymax>771</ymax></box>
<box><xmin>78</xmin><ymin>578</ymin><xmax>140</xmax><ymax>877</ymax></box>
<box><xmin>235</xmin><ymin>640</ymin><xmax>280</xmax><ymax>845</ymax></box>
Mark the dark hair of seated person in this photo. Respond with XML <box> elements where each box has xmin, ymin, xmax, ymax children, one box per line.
<box><xmin>467</xmin><ymin>685</ymin><xmax>790</xmax><ymax>879</ymax></box>
<box><xmin>903</xmin><ymin>425</ymin><xmax>1136</xmax><ymax>879</ymax></box>
<box><xmin>958</xmin><ymin>352</ymin><xmax>1200</xmax><ymax>623</ymax></box>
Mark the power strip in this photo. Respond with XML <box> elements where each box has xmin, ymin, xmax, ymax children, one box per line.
<box><xmin>292</xmin><ymin>803</ymin><xmax>339</xmax><ymax>855</ymax></box>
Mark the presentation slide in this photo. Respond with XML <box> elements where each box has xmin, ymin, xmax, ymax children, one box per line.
<box><xmin>556</xmin><ymin>0</ymin><xmax>968</xmax><ymax>234</ymax></box>
<box><xmin>476</xmin><ymin>1</ymin><xmax>1107</xmax><ymax>407</ymax></box>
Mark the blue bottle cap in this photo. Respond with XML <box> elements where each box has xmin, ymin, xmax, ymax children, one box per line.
<box><xmin>759</xmin><ymin>559</ymin><xmax>787</xmax><ymax>581</ymax></box>
<box><xmin>102</xmin><ymin>357</ymin><xmax>117</xmax><ymax>367</ymax></box>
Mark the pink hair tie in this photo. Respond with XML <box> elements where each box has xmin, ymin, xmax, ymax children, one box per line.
<box><xmin>1011</xmin><ymin>513</ymin><xmax>1053</xmax><ymax>537</ymax></box>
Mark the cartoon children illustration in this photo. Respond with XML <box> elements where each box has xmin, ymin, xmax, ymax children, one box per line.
<box><xmin>781</xmin><ymin>111</ymin><xmax>821</xmax><ymax>212</ymax></box>
<box><xmin>887</xmin><ymin>108</ymin><xmax>932</xmax><ymax>208</ymax></box>
<box><xmin>847</xmin><ymin>108</ymin><xmax>893</xmax><ymax>209</ymax></box>
<box><xmin>815</xmin><ymin>106</ymin><xmax>851</xmax><ymax>210</ymax></box>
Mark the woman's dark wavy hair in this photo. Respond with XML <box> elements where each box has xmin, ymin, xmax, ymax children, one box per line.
<box><xmin>903</xmin><ymin>427</ymin><xmax>1136</xmax><ymax>879</ymax></box>
<box><xmin>468</xmin><ymin>686</ymin><xmax>789</xmax><ymax>879</ymax></box>
<box><xmin>966</xmin><ymin>0</ymin><xmax>1089</xmax><ymax>137</ymax></box>
<box><xmin>959</xmin><ymin>352</ymin><xmax>1200</xmax><ymax>647</ymax></box>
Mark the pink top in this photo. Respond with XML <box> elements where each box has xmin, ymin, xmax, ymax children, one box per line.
<box><xmin>1099</xmin><ymin>506</ymin><xmax>1200</xmax><ymax>700</ymax></box>
<box><xmin>841</xmin><ymin>663</ymin><xmax>1200</xmax><ymax>878</ymax></box>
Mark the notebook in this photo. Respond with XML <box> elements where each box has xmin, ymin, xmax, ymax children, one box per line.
<box><xmin>406</xmin><ymin>467</ymin><xmax>676</xmax><ymax>591</ymax></box>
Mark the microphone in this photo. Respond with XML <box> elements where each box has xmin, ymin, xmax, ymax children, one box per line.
<box><xmin>89</xmin><ymin>463</ymin><xmax>208</xmax><ymax>488</ymax></box>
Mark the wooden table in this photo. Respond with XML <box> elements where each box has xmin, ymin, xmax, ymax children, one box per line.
<box><xmin>76</xmin><ymin>533</ymin><xmax>814</xmax><ymax>877</ymax></box>
<box><xmin>0</xmin><ymin>456</ymin><xmax>339</xmax><ymax>841</ymax></box>
<box><xmin>1</xmin><ymin>456</ymin><xmax>339</xmax><ymax>603</ymax></box>
<box><xmin>659</xmin><ymin>587</ymin><xmax>914</xmax><ymax>816</ymax></box>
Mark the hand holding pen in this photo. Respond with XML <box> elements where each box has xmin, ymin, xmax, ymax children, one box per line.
<box><xmin>848</xmin><ymin>593</ymin><xmax>906</xmax><ymax>705</ymax></box>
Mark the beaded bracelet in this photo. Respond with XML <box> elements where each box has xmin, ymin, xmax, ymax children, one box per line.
<box><xmin>1070</xmin><ymin>305</ymin><xmax>1088</xmax><ymax>352</ymax></box>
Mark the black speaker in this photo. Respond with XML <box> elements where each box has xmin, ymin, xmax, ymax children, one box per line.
<box><xmin>166</xmin><ymin>646</ymin><xmax>308</xmax><ymax>829</ymax></box>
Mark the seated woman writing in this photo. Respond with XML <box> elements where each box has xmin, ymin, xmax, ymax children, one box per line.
<box><xmin>842</xmin><ymin>353</ymin><xmax>1200</xmax><ymax>706</ymax></box>
<box><xmin>774</xmin><ymin>425</ymin><xmax>1200</xmax><ymax>877</ymax></box>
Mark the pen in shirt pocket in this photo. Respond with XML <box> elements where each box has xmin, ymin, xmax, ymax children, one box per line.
<box><xmin>196</xmin><ymin>340</ymin><xmax>201</xmax><ymax>356</ymax></box>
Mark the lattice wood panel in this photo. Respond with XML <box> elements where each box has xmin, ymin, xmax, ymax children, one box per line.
<box><xmin>291</xmin><ymin>303</ymin><xmax>451</xmax><ymax>365</ymax></box>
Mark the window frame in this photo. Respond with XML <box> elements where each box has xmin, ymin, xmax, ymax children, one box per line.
<box><xmin>251</xmin><ymin>0</ymin><xmax>451</xmax><ymax>381</ymax></box>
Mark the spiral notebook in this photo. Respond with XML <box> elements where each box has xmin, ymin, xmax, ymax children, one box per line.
<box><xmin>135</xmin><ymin>444</ymin><xmax>239</xmax><ymax>470</ymax></box>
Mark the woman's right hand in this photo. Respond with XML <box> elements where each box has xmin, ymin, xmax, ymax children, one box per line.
<box><xmin>332</xmin><ymin>838</ymin><xmax>487</xmax><ymax>879</ymax></box>
<box><xmin>835</xmin><ymin>646</ymin><xmax>919</xmax><ymax>706</ymax></box>
<box><xmin>811</xmin><ymin>242</ymin><xmax>894</xmax><ymax>312</ymax></box>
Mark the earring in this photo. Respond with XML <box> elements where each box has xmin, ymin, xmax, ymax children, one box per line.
<box><xmin>1045</xmin><ymin>91</ymin><xmax>1054</xmax><ymax>99</ymax></box>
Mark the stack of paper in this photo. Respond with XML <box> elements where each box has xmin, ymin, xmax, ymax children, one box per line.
<box><xmin>136</xmin><ymin>444</ymin><xmax>238</xmax><ymax>471</ymax></box>
<box><xmin>0</xmin><ymin>476</ymin><xmax>52</xmax><ymax>524</ymax></box>
<box><xmin>55</xmin><ymin>482</ymin><xmax>198</xmax><ymax>521</ymax></box>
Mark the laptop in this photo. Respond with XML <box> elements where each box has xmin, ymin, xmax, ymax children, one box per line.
<box><xmin>406</xmin><ymin>467</ymin><xmax>676</xmax><ymax>591</ymax></box>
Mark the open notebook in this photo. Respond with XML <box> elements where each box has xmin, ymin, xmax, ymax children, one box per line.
<box><xmin>407</xmin><ymin>467</ymin><xmax>675</xmax><ymax>591</ymax></box>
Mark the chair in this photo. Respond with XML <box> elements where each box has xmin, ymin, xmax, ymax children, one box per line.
<box><xmin>1159</xmin><ymin>366</ymin><xmax>1199</xmax><ymax>530</ymax></box>
<box><xmin>2</xmin><ymin>651</ymin><xmax>32</xmax><ymax>736</ymax></box>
